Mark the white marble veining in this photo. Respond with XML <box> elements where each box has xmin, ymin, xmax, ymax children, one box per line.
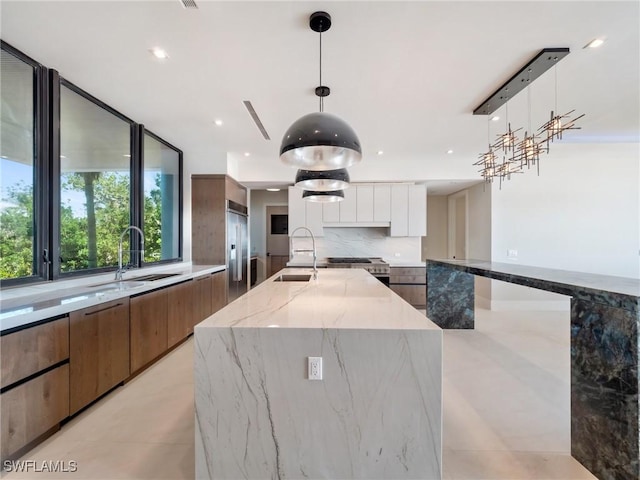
<box><xmin>290</xmin><ymin>227</ymin><xmax>422</xmax><ymax>265</ymax></box>
<box><xmin>197</xmin><ymin>268</ymin><xmax>439</xmax><ymax>330</ymax></box>
<box><xmin>0</xmin><ymin>263</ymin><xmax>225</xmax><ymax>332</ymax></box>
<box><xmin>194</xmin><ymin>268</ymin><xmax>442</xmax><ymax>479</ymax></box>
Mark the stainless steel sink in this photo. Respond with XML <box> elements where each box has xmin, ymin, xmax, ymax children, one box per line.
<box><xmin>273</xmin><ymin>274</ymin><xmax>312</xmax><ymax>282</ymax></box>
<box><xmin>130</xmin><ymin>273</ymin><xmax>182</xmax><ymax>281</ymax></box>
<box><xmin>89</xmin><ymin>280</ymin><xmax>147</xmax><ymax>291</ymax></box>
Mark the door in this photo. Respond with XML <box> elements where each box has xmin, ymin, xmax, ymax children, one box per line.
<box><xmin>266</xmin><ymin>206</ymin><xmax>289</xmax><ymax>277</ymax></box>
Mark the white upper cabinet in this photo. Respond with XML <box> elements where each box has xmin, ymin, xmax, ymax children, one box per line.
<box><xmin>408</xmin><ymin>184</ymin><xmax>427</xmax><ymax>237</ymax></box>
<box><xmin>390</xmin><ymin>184</ymin><xmax>409</xmax><ymax>236</ymax></box>
<box><xmin>373</xmin><ymin>185</ymin><xmax>391</xmax><ymax>222</ymax></box>
<box><xmin>356</xmin><ymin>185</ymin><xmax>374</xmax><ymax>222</ymax></box>
<box><xmin>288</xmin><ymin>187</ymin><xmax>324</xmax><ymax>237</ymax></box>
<box><xmin>291</xmin><ymin>183</ymin><xmax>426</xmax><ymax>237</ymax></box>
<box><xmin>339</xmin><ymin>187</ymin><xmax>357</xmax><ymax>222</ymax></box>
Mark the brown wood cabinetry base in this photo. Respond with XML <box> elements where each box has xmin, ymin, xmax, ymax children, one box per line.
<box><xmin>69</xmin><ymin>299</ymin><xmax>130</xmax><ymax>415</ymax></box>
<box><xmin>1</xmin><ymin>364</ymin><xmax>69</xmax><ymax>460</ymax></box>
<box><xmin>130</xmin><ymin>289</ymin><xmax>168</xmax><ymax>373</ymax></box>
<box><xmin>168</xmin><ymin>281</ymin><xmax>195</xmax><ymax>348</ymax></box>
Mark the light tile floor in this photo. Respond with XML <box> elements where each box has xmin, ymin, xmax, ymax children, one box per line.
<box><xmin>2</xmin><ymin>308</ymin><xmax>596</xmax><ymax>479</ymax></box>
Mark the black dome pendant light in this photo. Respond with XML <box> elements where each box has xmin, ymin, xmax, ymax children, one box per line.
<box><xmin>302</xmin><ymin>189</ymin><xmax>345</xmax><ymax>203</ymax></box>
<box><xmin>279</xmin><ymin>11</ymin><xmax>362</xmax><ymax>172</ymax></box>
<box><xmin>295</xmin><ymin>168</ymin><xmax>350</xmax><ymax>191</ymax></box>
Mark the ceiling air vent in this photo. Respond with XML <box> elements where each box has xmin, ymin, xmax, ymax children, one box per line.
<box><xmin>243</xmin><ymin>101</ymin><xmax>271</xmax><ymax>140</ymax></box>
<box><xmin>179</xmin><ymin>0</ymin><xmax>198</xmax><ymax>9</ymax></box>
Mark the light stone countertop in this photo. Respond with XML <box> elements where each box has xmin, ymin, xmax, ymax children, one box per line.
<box><xmin>197</xmin><ymin>267</ymin><xmax>440</xmax><ymax>330</ymax></box>
<box><xmin>0</xmin><ymin>263</ymin><xmax>225</xmax><ymax>332</ymax></box>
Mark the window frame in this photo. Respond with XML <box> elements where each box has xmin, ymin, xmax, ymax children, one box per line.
<box><xmin>0</xmin><ymin>41</ymin><xmax>48</xmax><ymax>288</ymax></box>
<box><xmin>0</xmin><ymin>41</ymin><xmax>184</xmax><ymax>287</ymax></box>
<box><xmin>54</xmin><ymin>77</ymin><xmax>138</xmax><ymax>280</ymax></box>
<box><xmin>139</xmin><ymin>128</ymin><xmax>184</xmax><ymax>266</ymax></box>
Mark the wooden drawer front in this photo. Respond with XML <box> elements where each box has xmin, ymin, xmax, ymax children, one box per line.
<box><xmin>130</xmin><ymin>289</ymin><xmax>168</xmax><ymax>373</ymax></box>
<box><xmin>1</xmin><ymin>317</ymin><xmax>69</xmax><ymax>387</ymax></box>
<box><xmin>70</xmin><ymin>299</ymin><xmax>130</xmax><ymax>415</ymax></box>
<box><xmin>390</xmin><ymin>267</ymin><xmax>426</xmax><ymax>277</ymax></box>
<box><xmin>1</xmin><ymin>364</ymin><xmax>69</xmax><ymax>460</ymax></box>
<box><xmin>168</xmin><ymin>281</ymin><xmax>195</xmax><ymax>348</ymax></box>
<box><xmin>390</xmin><ymin>284</ymin><xmax>427</xmax><ymax>308</ymax></box>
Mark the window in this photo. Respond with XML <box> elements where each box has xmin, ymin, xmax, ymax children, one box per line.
<box><xmin>58</xmin><ymin>83</ymin><xmax>134</xmax><ymax>274</ymax></box>
<box><xmin>142</xmin><ymin>131</ymin><xmax>182</xmax><ymax>263</ymax></box>
<box><xmin>0</xmin><ymin>41</ymin><xmax>183</xmax><ymax>286</ymax></box>
<box><xmin>0</xmin><ymin>46</ymin><xmax>41</xmax><ymax>282</ymax></box>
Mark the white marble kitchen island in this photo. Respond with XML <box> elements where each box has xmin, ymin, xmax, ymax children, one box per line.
<box><xmin>194</xmin><ymin>268</ymin><xmax>442</xmax><ymax>480</ymax></box>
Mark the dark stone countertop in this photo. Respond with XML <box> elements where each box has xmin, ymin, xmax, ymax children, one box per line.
<box><xmin>427</xmin><ymin>259</ymin><xmax>640</xmax><ymax>312</ymax></box>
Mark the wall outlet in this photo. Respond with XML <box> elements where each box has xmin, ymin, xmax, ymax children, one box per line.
<box><xmin>507</xmin><ymin>249</ymin><xmax>518</xmax><ymax>259</ymax></box>
<box><xmin>394</xmin><ymin>252</ymin><xmax>401</xmax><ymax>257</ymax></box>
<box><xmin>308</xmin><ymin>357</ymin><xmax>322</xmax><ymax>380</ymax></box>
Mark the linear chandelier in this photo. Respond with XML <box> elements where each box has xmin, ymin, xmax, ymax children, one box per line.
<box><xmin>473</xmin><ymin>48</ymin><xmax>584</xmax><ymax>186</ymax></box>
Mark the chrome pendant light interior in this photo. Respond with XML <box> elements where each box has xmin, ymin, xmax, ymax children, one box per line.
<box><xmin>279</xmin><ymin>11</ymin><xmax>362</xmax><ymax>171</ymax></box>
<box><xmin>302</xmin><ymin>189</ymin><xmax>345</xmax><ymax>202</ymax></box>
<box><xmin>295</xmin><ymin>168</ymin><xmax>350</xmax><ymax>191</ymax></box>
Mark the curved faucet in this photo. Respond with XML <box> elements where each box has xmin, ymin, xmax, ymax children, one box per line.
<box><xmin>289</xmin><ymin>226</ymin><xmax>317</xmax><ymax>280</ymax></box>
<box><xmin>116</xmin><ymin>225</ymin><xmax>145</xmax><ymax>280</ymax></box>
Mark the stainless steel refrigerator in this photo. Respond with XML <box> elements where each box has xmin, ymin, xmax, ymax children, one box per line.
<box><xmin>227</xmin><ymin>202</ymin><xmax>248</xmax><ymax>302</ymax></box>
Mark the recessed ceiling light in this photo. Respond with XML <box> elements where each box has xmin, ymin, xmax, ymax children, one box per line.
<box><xmin>446</xmin><ymin>149</ymin><xmax>454</xmax><ymax>154</ymax></box>
<box><xmin>491</xmin><ymin>116</ymin><xmax>500</xmax><ymax>122</ymax></box>
<box><xmin>150</xmin><ymin>48</ymin><xmax>169</xmax><ymax>59</ymax></box>
<box><xmin>60</xmin><ymin>155</ymin><xmax>66</xmax><ymax>159</ymax></box>
<box><xmin>123</xmin><ymin>154</ymin><xmax>131</xmax><ymax>158</ymax></box>
<box><xmin>214</xmin><ymin>119</ymin><xmax>223</xmax><ymax>126</ymax></box>
<box><xmin>266</xmin><ymin>188</ymin><xmax>281</xmax><ymax>192</ymax></box>
<box><xmin>377</xmin><ymin>150</ymin><xmax>384</xmax><ymax>155</ymax></box>
<box><xmin>244</xmin><ymin>152</ymin><xmax>250</xmax><ymax>157</ymax></box>
<box><xmin>584</xmin><ymin>37</ymin><xmax>605</xmax><ymax>49</ymax></box>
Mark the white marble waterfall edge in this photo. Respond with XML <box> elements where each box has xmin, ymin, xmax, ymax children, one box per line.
<box><xmin>195</xmin><ymin>327</ymin><xmax>442</xmax><ymax>479</ymax></box>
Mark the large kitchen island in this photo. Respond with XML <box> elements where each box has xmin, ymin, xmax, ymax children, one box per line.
<box><xmin>194</xmin><ymin>268</ymin><xmax>442</xmax><ymax>479</ymax></box>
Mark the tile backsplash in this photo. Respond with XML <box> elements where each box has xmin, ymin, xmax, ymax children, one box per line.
<box><xmin>290</xmin><ymin>227</ymin><xmax>421</xmax><ymax>263</ymax></box>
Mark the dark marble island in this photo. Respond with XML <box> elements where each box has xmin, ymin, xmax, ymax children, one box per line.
<box><xmin>426</xmin><ymin>259</ymin><xmax>640</xmax><ymax>480</ymax></box>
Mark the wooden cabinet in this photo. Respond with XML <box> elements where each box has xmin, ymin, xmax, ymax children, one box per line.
<box><xmin>194</xmin><ymin>274</ymin><xmax>213</xmax><ymax>323</ymax></box>
<box><xmin>192</xmin><ymin>174</ymin><xmax>247</xmax><ymax>265</ymax></box>
<box><xmin>389</xmin><ymin>266</ymin><xmax>427</xmax><ymax>308</ymax></box>
<box><xmin>1</xmin><ymin>317</ymin><xmax>68</xmax><ymax>387</ymax></box>
<box><xmin>1</xmin><ymin>317</ymin><xmax>70</xmax><ymax>460</ymax></box>
<box><xmin>211</xmin><ymin>270</ymin><xmax>228</xmax><ymax>315</ymax></box>
<box><xmin>167</xmin><ymin>281</ymin><xmax>195</xmax><ymax>348</ymax></box>
<box><xmin>69</xmin><ymin>299</ymin><xmax>130</xmax><ymax>414</ymax></box>
<box><xmin>130</xmin><ymin>290</ymin><xmax>167</xmax><ymax>374</ymax></box>
<box><xmin>1</xmin><ymin>365</ymin><xmax>69</xmax><ymax>460</ymax></box>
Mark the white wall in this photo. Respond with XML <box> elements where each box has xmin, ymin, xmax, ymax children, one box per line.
<box><xmin>465</xmin><ymin>183</ymin><xmax>493</xmax><ymax>306</ymax></box>
<box><xmin>489</xmin><ymin>142</ymin><xmax>639</xmax><ymax>309</ymax></box>
<box><xmin>423</xmin><ymin>195</ymin><xmax>448</xmax><ymax>260</ymax></box>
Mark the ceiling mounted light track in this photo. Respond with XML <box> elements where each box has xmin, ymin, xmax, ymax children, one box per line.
<box><xmin>279</xmin><ymin>11</ymin><xmax>362</xmax><ymax>172</ymax></box>
<box><xmin>295</xmin><ymin>168</ymin><xmax>350</xmax><ymax>191</ymax></box>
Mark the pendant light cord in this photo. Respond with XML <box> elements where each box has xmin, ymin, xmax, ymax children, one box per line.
<box><xmin>319</xmin><ymin>29</ymin><xmax>324</xmax><ymax>113</ymax></box>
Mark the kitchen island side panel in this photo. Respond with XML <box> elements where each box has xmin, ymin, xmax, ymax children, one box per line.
<box><xmin>195</xmin><ymin>327</ymin><xmax>442</xmax><ymax>480</ymax></box>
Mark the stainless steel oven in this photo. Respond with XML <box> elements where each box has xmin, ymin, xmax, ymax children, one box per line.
<box><xmin>326</xmin><ymin>257</ymin><xmax>390</xmax><ymax>285</ymax></box>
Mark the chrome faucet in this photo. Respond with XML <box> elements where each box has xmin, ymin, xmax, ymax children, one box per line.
<box><xmin>290</xmin><ymin>227</ymin><xmax>317</xmax><ymax>280</ymax></box>
<box><xmin>116</xmin><ymin>226</ymin><xmax>145</xmax><ymax>280</ymax></box>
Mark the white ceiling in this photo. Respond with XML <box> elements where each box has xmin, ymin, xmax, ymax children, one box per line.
<box><xmin>1</xmin><ymin>1</ymin><xmax>638</xmax><ymax>195</ymax></box>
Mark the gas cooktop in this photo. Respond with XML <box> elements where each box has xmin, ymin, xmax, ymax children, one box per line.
<box><xmin>326</xmin><ymin>257</ymin><xmax>373</xmax><ymax>264</ymax></box>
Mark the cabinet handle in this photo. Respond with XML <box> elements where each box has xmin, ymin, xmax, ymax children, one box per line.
<box><xmin>84</xmin><ymin>302</ymin><xmax>124</xmax><ymax>316</ymax></box>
